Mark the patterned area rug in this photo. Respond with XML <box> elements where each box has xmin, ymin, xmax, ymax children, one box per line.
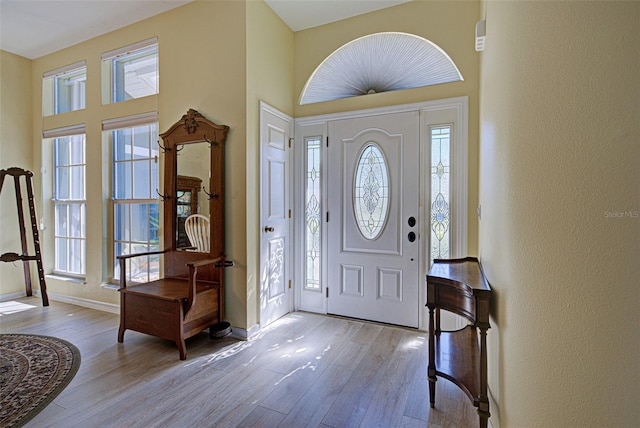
<box><xmin>0</xmin><ymin>334</ymin><xmax>81</xmax><ymax>427</ymax></box>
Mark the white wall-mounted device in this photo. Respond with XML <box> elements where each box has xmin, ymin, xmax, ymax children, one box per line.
<box><xmin>475</xmin><ymin>19</ymin><xmax>486</xmax><ymax>51</ymax></box>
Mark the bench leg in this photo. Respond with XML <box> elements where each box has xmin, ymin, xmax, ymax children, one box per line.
<box><xmin>177</xmin><ymin>338</ymin><xmax>187</xmax><ymax>360</ymax></box>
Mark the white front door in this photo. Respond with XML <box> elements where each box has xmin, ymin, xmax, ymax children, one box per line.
<box><xmin>327</xmin><ymin>111</ymin><xmax>420</xmax><ymax>328</ymax></box>
<box><xmin>260</xmin><ymin>103</ymin><xmax>293</xmax><ymax>327</ymax></box>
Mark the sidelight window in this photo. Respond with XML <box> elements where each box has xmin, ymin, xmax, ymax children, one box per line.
<box><xmin>304</xmin><ymin>137</ymin><xmax>322</xmax><ymax>290</ymax></box>
<box><xmin>429</xmin><ymin>126</ymin><xmax>451</xmax><ymax>263</ymax></box>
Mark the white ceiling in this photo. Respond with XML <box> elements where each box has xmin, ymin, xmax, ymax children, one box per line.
<box><xmin>264</xmin><ymin>0</ymin><xmax>412</xmax><ymax>32</ymax></box>
<box><xmin>0</xmin><ymin>0</ymin><xmax>412</xmax><ymax>60</ymax></box>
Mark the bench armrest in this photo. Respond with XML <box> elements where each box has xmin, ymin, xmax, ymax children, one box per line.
<box><xmin>118</xmin><ymin>250</ymin><xmax>166</xmax><ymax>289</ymax></box>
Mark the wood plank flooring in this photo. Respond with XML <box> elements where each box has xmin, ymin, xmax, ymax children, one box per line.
<box><xmin>1</xmin><ymin>297</ymin><xmax>477</xmax><ymax>427</ymax></box>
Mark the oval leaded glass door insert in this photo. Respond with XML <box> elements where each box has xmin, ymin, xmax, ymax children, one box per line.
<box><xmin>353</xmin><ymin>144</ymin><xmax>390</xmax><ymax>240</ymax></box>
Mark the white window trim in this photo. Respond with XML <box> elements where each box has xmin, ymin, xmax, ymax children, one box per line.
<box><xmin>421</xmin><ymin>99</ymin><xmax>468</xmax><ymax>259</ymax></box>
<box><xmin>43</xmin><ymin>124</ymin><xmax>86</xmax><ymax>139</ymax></box>
<box><xmin>102</xmin><ymin>111</ymin><xmax>158</xmax><ymax>131</ymax></box>
<box><xmin>107</xmin><ymin>118</ymin><xmax>160</xmax><ymax>284</ymax></box>
<box><xmin>51</xmin><ymin>133</ymin><xmax>87</xmax><ymax>278</ymax></box>
<box><xmin>43</xmin><ymin>61</ymin><xmax>86</xmax><ymax>79</ymax></box>
<box><xmin>101</xmin><ymin>37</ymin><xmax>158</xmax><ymax>61</ymax></box>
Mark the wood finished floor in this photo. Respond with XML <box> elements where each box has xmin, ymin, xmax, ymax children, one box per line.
<box><xmin>1</xmin><ymin>297</ymin><xmax>477</xmax><ymax>428</ymax></box>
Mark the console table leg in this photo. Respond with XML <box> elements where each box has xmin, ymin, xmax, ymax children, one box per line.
<box><xmin>427</xmin><ymin>304</ymin><xmax>437</xmax><ymax>408</ymax></box>
<box><xmin>428</xmin><ymin>371</ymin><xmax>436</xmax><ymax>408</ymax></box>
<box><xmin>478</xmin><ymin>404</ymin><xmax>489</xmax><ymax>428</ymax></box>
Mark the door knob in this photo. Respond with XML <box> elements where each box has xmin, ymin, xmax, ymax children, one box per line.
<box><xmin>264</xmin><ymin>226</ymin><xmax>275</xmax><ymax>233</ymax></box>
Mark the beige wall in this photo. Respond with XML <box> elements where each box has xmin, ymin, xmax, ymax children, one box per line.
<box><xmin>156</xmin><ymin>0</ymin><xmax>248</xmax><ymax>329</ymax></box>
<box><xmin>3</xmin><ymin>0</ymin><xmax>295</xmax><ymax>331</ymax></box>
<box><xmin>25</xmin><ymin>1</ymin><xmax>249</xmax><ymax>323</ymax></box>
<box><xmin>3</xmin><ymin>0</ymin><xmax>481</xmax><ymax>328</ymax></box>
<box><xmin>479</xmin><ymin>1</ymin><xmax>640</xmax><ymax>426</ymax></box>
<box><xmin>0</xmin><ymin>51</ymin><xmax>35</xmax><ymax>296</ymax></box>
<box><xmin>246</xmin><ymin>0</ymin><xmax>294</xmax><ymax>329</ymax></box>
<box><xmin>294</xmin><ymin>0</ymin><xmax>481</xmax><ymax>256</ymax></box>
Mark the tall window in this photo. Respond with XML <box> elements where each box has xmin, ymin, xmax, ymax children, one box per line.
<box><xmin>304</xmin><ymin>137</ymin><xmax>322</xmax><ymax>290</ymax></box>
<box><xmin>53</xmin><ymin>134</ymin><xmax>86</xmax><ymax>276</ymax></box>
<box><xmin>43</xmin><ymin>61</ymin><xmax>86</xmax><ymax>116</ymax></box>
<box><xmin>429</xmin><ymin>126</ymin><xmax>451</xmax><ymax>264</ymax></box>
<box><xmin>102</xmin><ymin>38</ymin><xmax>158</xmax><ymax>104</ymax></box>
<box><xmin>109</xmin><ymin>119</ymin><xmax>160</xmax><ymax>282</ymax></box>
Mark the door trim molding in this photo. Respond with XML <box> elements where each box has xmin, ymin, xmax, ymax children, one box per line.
<box><xmin>294</xmin><ymin>97</ymin><xmax>469</xmax><ymax>331</ymax></box>
<box><xmin>295</xmin><ymin>96</ymin><xmax>468</xmax><ymax>125</ymax></box>
<box><xmin>259</xmin><ymin>101</ymin><xmax>294</xmax><ymax>328</ymax></box>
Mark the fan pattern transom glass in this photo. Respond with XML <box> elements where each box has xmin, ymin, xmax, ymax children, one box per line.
<box><xmin>300</xmin><ymin>32</ymin><xmax>463</xmax><ymax>105</ymax></box>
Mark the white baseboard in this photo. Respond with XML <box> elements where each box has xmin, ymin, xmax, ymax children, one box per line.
<box><xmin>229</xmin><ymin>323</ymin><xmax>260</xmax><ymax>341</ymax></box>
<box><xmin>7</xmin><ymin>289</ymin><xmax>254</xmax><ymax>345</ymax></box>
<box><xmin>488</xmin><ymin>386</ymin><xmax>500</xmax><ymax>428</ymax></box>
<box><xmin>34</xmin><ymin>289</ymin><xmax>120</xmax><ymax>314</ymax></box>
<box><xmin>229</xmin><ymin>327</ymin><xmax>247</xmax><ymax>340</ymax></box>
<box><xmin>246</xmin><ymin>323</ymin><xmax>261</xmax><ymax>340</ymax></box>
<box><xmin>0</xmin><ymin>291</ymin><xmax>31</xmax><ymax>302</ymax></box>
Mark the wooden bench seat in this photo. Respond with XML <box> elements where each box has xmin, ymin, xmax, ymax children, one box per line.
<box><xmin>117</xmin><ymin>252</ymin><xmax>225</xmax><ymax>360</ymax></box>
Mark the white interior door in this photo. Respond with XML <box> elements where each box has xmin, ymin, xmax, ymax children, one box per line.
<box><xmin>260</xmin><ymin>103</ymin><xmax>293</xmax><ymax>328</ymax></box>
<box><xmin>327</xmin><ymin>111</ymin><xmax>420</xmax><ymax>328</ymax></box>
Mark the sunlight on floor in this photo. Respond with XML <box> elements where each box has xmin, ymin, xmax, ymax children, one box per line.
<box><xmin>191</xmin><ymin>312</ymin><xmax>308</xmax><ymax>368</ymax></box>
<box><xmin>0</xmin><ymin>300</ymin><xmax>37</xmax><ymax>316</ymax></box>
<box><xmin>403</xmin><ymin>335</ymin><xmax>426</xmax><ymax>351</ymax></box>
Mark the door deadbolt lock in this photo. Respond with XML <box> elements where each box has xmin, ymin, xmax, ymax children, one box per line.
<box><xmin>264</xmin><ymin>226</ymin><xmax>275</xmax><ymax>233</ymax></box>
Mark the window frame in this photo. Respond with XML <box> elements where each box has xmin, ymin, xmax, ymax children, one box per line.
<box><xmin>428</xmin><ymin>124</ymin><xmax>453</xmax><ymax>265</ymax></box>
<box><xmin>104</xmin><ymin>115</ymin><xmax>160</xmax><ymax>284</ymax></box>
<box><xmin>303</xmin><ymin>135</ymin><xmax>323</xmax><ymax>292</ymax></box>
<box><xmin>42</xmin><ymin>61</ymin><xmax>87</xmax><ymax>117</ymax></box>
<box><xmin>50</xmin><ymin>131</ymin><xmax>87</xmax><ymax>278</ymax></box>
<box><xmin>101</xmin><ymin>38</ymin><xmax>159</xmax><ymax>105</ymax></box>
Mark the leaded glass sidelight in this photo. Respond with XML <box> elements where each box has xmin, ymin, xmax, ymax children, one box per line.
<box><xmin>354</xmin><ymin>144</ymin><xmax>390</xmax><ymax>240</ymax></box>
<box><xmin>305</xmin><ymin>137</ymin><xmax>322</xmax><ymax>290</ymax></box>
<box><xmin>430</xmin><ymin>126</ymin><xmax>451</xmax><ymax>264</ymax></box>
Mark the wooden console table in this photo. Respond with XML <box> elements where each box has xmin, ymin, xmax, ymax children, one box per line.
<box><xmin>426</xmin><ymin>257</ymin><xmax>492</xmax><ymax>428</ymax></box>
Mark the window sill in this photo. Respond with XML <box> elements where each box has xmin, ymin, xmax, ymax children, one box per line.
<box><xmin>101</xmin><ymin>283</ymin><xmax>120</xmax><ymax>291</ymax></box>
<box><xmin>45</xmin><ymin>274</ymin><xmax>85</xmax><ymax>284</ymax></box>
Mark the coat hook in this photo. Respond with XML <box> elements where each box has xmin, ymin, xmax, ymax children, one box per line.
<box><xmin>202</xmin><ymin>185</ymin><xmax>218</xmax><ymax>200</ymax></box>
<box><xmin>156</xmin><ymin>189</ymin><xmax>170</xmax><ymax>201</ymax></box>
<box><xmin>157</xmin><ymin>140</ymin><xmax>171</xmax><ymax>153</ymax></box>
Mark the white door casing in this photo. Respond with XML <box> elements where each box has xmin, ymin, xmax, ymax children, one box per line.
<box><xmin>260</xmin><ymin>102</ymin><xmax>293</xmax><ymax>328</ymax></box>
<box><xmin>294</xmin><ymin>97</ymin><xmax>468</xmax><ymax>331</ymax></box>
<box><xmin>327</xmin><ymin>111</ymin><xmax>420</xmax><ymax>328</ymax></box>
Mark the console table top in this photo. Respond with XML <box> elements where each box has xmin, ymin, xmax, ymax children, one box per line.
<box><xmin>428</xmin><ymin>257</ymin><xmax>491</xmax><ymax>293</ymax></box>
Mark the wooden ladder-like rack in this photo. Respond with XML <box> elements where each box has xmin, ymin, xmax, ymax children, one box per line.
<box><xmin>0</xmin><ymin>167</ymin><xmax>49</xmax><ymax>306</ymax></box>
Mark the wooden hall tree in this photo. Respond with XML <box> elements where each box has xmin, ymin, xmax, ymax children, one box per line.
<box><xmin>117</xmin><ymin>109</ymin><xmax>231</xmax><ymax>360</ymax></box>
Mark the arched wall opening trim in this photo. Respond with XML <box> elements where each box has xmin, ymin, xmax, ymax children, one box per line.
<box><xmin>299</xmin><ymin>32</ymin><xmax>464</xmax><ymax>105</ymax></box>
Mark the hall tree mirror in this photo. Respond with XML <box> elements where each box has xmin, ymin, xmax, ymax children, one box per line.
<box><xmin>160</xmin><ymin>108</ymin><xmax>228</xmax><ymax>262</ymax></box>
<box><xmin>175</xmin><ymin>142</ymin><xmax>210</xmax><ymax>251</ymax></box>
